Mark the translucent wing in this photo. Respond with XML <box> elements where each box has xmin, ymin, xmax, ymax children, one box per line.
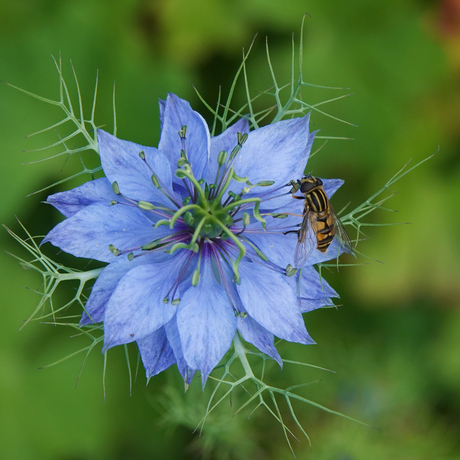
<box><xmin>293</xmin><ymin>211</ymin><xmax>317</xmax><ymax>268</ymax></box>
<box><xmin>329</xmin><ymin>203</ymin><xmax>354</xmax><ymax>255</ymax></box>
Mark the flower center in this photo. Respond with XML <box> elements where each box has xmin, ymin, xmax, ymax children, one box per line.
<box><xmin>108</xmin><ymin>125</ymin><xmax>292</xmax><ymax>286</ymax></box>
<box><xmin>183</xmin><ymin>203</ymin><xmax>234</xmax><ymax>239</ymax></box>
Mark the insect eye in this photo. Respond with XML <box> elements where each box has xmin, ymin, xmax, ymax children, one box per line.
<box><xmin>300</xmin><ymin>181</ymin><xmax>315</xmax><ymax>193</ymax></box>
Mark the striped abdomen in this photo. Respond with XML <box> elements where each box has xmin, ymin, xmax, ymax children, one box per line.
<box><xmin>300</xmin><ymin>177</ymin><xmax>335</xmax><ymax>253</ymax></box>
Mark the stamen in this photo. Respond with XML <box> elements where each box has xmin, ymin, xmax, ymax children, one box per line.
<box><xmin>111</xmin><ymin>197</ymin><xmax>179</xmax><ymax>222</ymax></box>
<box><xmin>137</xmin><ymin>151</ymin><xmax>182</xmax><ymax>208</ymax></box>
<box><xmin>137</xmin><ymin>200</ymin><xmax>156</xmax><ymax>211</ymax></box>
<box><xmin>140</xmin><ymin>232</ymin><xmax>190</xmax><ymax>251</ymax></box>
<box><xmin>112</xmin><ymin>181</ymin><xmax>120</xmax><ymax>195</ymax></box>
<box><xmin>108</xmin><ymin>244</ymin><xmax>120</xmax><ymax>256</ymax></box>
<box><xmin>237</xmin><ymin>184</ymin><xmax>291</xmax><ymax>213</ymax></box>
<box><xmin>113</xmin><ymin>233</ymin><xmax>191</xmax><ymax>260</ymax></box>
<box><xmin>285</xmin><ymin>264</ymin><xmax>297</xmax><ymax>277</ymax></box>
<box><xmin>225</xmin><ymin>240</ymin><xmax>285</xmax><ymax>275</ymax></box>
<box><xmin>177</xmin><ymin>126</ymin><xmax>197</xmax><ymax>201</ymax></box>
<box><xmin>211</xmin><ymin>150</ymin><xmax>228</xmax><ymax>194</ymax></box>
<box><xmin>210</xmin><ymin>243</ymin><xmax>238</xmax><ymax>310</ymax></box>
<box><xmin>236</xmin><ymin>236</ymin><xmax>269</xmax><ymax>262</ymax></box>
<box><xmin>221</xmin><ymin>198</ymin><xmax>265</xmax><ymax>227</ymax></box>
<box><xmin>165</xmin><ymin>251</ymin><xmax>196</xmax><ymax>303</ymax></box>
<box><xmin>212</xmin><ymin>166</ymin><xmax>235</xmax><ymax>205</ymax></box>
<box><xmin>175</xmin><ymin>167</ymin><xmax>208</xmax><ymax>207</ymax></box>
<box><xmin>191</xmin><ymin>247</ymin><xmax>203</xmax><ymax>287</ymax></box>
<box><xmin>214</xmin><ymin>132</ymin><xmax>247</xmax><ymax>198</ymax></box>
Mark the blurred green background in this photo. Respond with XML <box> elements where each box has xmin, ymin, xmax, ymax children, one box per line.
<box><xmin>1</xmin><ymin>0</ymin><xmax>460</xmax><ymax>459</ymax></box>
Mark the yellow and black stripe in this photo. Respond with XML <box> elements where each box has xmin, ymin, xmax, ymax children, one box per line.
<box><xmin>299</xmin><ymin>175</ymin><xmax>336</xmax><ymax>253</ymax></box>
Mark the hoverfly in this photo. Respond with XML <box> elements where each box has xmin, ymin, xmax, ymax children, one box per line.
<box><xmin>291</xmin><ymin>175</ymin><xmax>354</xmax><ymax>268</ymax></box>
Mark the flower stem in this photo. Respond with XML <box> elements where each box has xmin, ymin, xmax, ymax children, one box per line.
<box><xmin>232</xmin><ymin>333</ymin><xmax>254</xmax><ymax>377</ymax></box>
<box><xmin>56</xmin><ymin>267</ymin><xmax>104</xmax><ymax>282</ymax></box>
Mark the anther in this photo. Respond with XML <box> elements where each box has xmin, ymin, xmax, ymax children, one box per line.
<box><xmin>141</xmin><ymin>241</ymin><xmax>158</xmax><ymax>250</ymax></box>
<box><xmin>177</xmin><ymin>158</ymin><xmax>188</xmax><ymax>168</ymax></box>
<box><xmin>138</xmin><ymin>200</ymin><xmax>155</xmax><ymax>211</ymax></box>
<box><xmin>112</xmin><ymin>181</ymin><xmax>120</xmax><ymax>195</ymax></box>
<box><xmin>252</xmin><ymin>246</ymin><xmax>269</xmax><ymax>262</ymax></box>
<box><xmin>217</xmin><ymin>150</ymin><xmax>228</xmax><ymax>167</ymax></box>
<box><xmin>256</xmin><ymin>180</ymin><xmax>275</xmax><ymax>187</ymax></box>
<box><xmin>151</xmin><ymin>174</ymin><xmax>160</xmax><ymax>188</ymax></box>
<box><xmin>139</xmin><ymin>150</ymin><xmax>145</xmax><ymax>160</ymax></box>
<box><xmin>183</xmin><ymin>212</ymin><xmax>194</xmax><ymax>226</ymax></box>
<box><xmin>191</xmin><ymin>268</ymin><xmax>200</xmax><ymax>287</ymax></box>
<box><xmin>234</xmin><ymin>311</ymin><xmax>248</xmax><ymax>318</ymax></box>
<box><xmin>237</xmin><ymin>132</ymin><xmax>248</xmax><ymax>145</ymax></box>
<box><xmin>108</xmin><ymin>244</ymin><xmax>120</xmax><ymax>256</ymax></box>
<box><xmin>178</xmin><ymin>125</ymin><xmax>187</xmax><ymax>139</ymax></box>
<box><xmin>285</xmin><ymin>264</ymin><xmax>297</xmax><ymax>277</ymax></box>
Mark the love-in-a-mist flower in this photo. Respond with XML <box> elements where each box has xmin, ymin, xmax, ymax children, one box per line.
<box><xmin>44</xmin><ymin>94</ymin><xmax>343</xmax><ymax>386</ymax></box>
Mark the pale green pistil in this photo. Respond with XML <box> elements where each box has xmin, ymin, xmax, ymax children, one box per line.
<box><xmin>151</xmin><ymin>127</ymin><xmax>269</xmax><ymax>283</ymax></box>
<box><xmin>184</xmin><ymin>204</ymin><xmax>234</xmax><ymax>239</ymax></box>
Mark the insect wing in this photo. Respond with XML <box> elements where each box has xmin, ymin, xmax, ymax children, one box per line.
<box><xmin>294</xmin><ymin>211</ymin><xmax>316</xmax><ymax>268</ymax></box>
<box><xmin>329</xmin><ymin>204</ymin><xmax>354</xmax><ymax>255</ymax></box>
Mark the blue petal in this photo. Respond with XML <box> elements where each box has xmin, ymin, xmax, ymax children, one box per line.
<box><xmin>301</xmin><ymin>238</ymin><xmax>346</xmax><ymax>266</ymax></box>
<box><xmin>301</xmin><ymin>297</ymin><xmax>335</xmax><ymax>313</ymax></box>
<box><xmin>46</xmin><ymin>178</ymin><xmax>117</xmax><ymax>218</ymax></box>
<box><xmin>236</xmin><ymin>260</ymin><xmax>314</xmax><ymax>344</ymax></box>
<box><xmin>248</xmin><ymin>189</ymin><xmax>293</xmax><ymax>213</ymax></box>
<box><xmin>290</xmin><ymin>266</ymin><xmax>338</xmax><ymax>313</ymax></box>
<box><xmin>206</xmin><ymin>118</ymin><xmax>250</xmax><ymax>184</ymax></box>
<box><xmin>102</xmin><ymin>252</ymin><xmax>194</xmax><ymax>350</ymax></box>
<box><xmin>244</xmin><ymin>222</ymin><xmax>345</xmax><ymax>269</ymax></box>
<box><xmin>81</xmin><ymin>260</ymin><xmax>132</xmax><ymax>326</ymax></box>
<box><xmin>159</xmin><ymin>94</ymin><xmax>210</xmax><ymax>184</ymax></box>
<box><xmin>236</xmin><ymin>314</ymin><xmax>282</xmax><ymax>366</ymax></box>
<box><xmin>43</xmin><ymin>202</ymin><xmax>166</xmax><ymax>262</ymax></box>
<box><xmin>233</xmin><ymin>114</ymin><xmax>316</xmax><ymax>194</ymax></box>
<box><xmin>297</xmin><ymin>266</ymin><xmax>338</xmax><ymax>299</ymax></box>
<box><xmin>80</xmin><ymin>252</ymin><xmax>169</xmax><ymax>326</ymax></box>
<box><xmin>176</xmin><ymin>252</ymin><xmax>236</xmax><ymax>386</ymax></box>
<box><xmin>244</xmin><ymin>220</ymin><xmax>298</xmax><ymax>268</ymax></box>
<box><xmin>322</xmin><ymin>178</ymin><xmax>344</xmax><ymax>198</ymax></box>
<box><xmin>216</xmin><ymin>256</ymin><xmax>285</xmax><ymax>365</ymax></box>
<box><xmin>98</xmin><ymin>130</ymin><xmax>174</xmax><ymax>207</ymax></box>
<box><xmin>164</xmin><ymin>316</ymin><xmax>196</xmax><ymax>385</ymax></box>
<box><xmin>159</xmin><ymin>99</ymin><xmax>166</xmax><ymax>130</ymax></box>
<box><xmin>137</xmin><ymin>327</ymin><xmax>176</xmax><ymax>379</ymax></box>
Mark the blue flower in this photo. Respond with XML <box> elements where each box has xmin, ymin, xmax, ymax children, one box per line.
<box><xmin>44</xmin><ymin>94</ymin><xmax>342</xmax><ymax>386</ymax></box>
